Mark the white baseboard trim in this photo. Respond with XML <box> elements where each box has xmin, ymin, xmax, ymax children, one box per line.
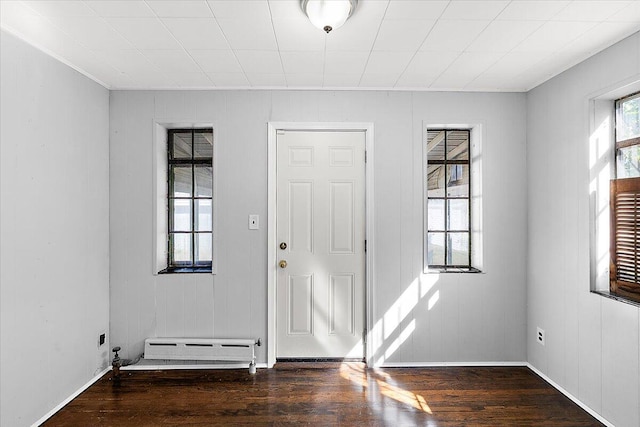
<box><xmin>379</xmin><ymin>361</ymin><xmax>527</xmax><ymax>368</ymax></box>
<box><xmin>31</xmin><ymin>366</ymin><xmax>111</xmax><ymax>427</ymax></box>
<box><xmin>526</xmin><ymin>363</ymin><xmax>613</xmax><ymax>427</ymax></box>
<box><xmin>122</xmin><ymin>363</ymin><xmax>269</xmax><ymax>371</ymax></box>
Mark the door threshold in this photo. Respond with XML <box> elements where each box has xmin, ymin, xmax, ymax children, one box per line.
<box><xmin>275</xmin><ymin>358</ymin><xmax>366</xmax><ymax>370</ymax></box>
<box><xmin>277</xmin><ymin>357</ymin><xmax>364</xmax><ymax>363</ymax></box>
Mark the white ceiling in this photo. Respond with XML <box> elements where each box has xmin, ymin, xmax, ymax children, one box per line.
<box><xmin>1</xmin><ymin>0</ymin><xmax>639</xmax><ymax>92</ymax></box>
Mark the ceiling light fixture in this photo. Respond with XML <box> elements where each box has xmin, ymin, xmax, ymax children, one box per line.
<box><xmin>301</xmin><ymin>0</ymin><xmax>358</xmax><ymax>34</ymax></box>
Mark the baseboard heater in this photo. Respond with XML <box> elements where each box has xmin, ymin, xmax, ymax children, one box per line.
<box><xmin>144</xmin><ymin>338</ymin><xmax>261</xmax><ymax>374</ymax></box>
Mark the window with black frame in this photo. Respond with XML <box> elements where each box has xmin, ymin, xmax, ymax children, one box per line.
<box><xmin>163</xmin><ymin>128</ymin><xmax>213</xmax><ymax>273</ymax></box>
<box><xmin>426</xmin><ymin>129</ymin><xmax>477</xmax><ymax>272</ymax></box>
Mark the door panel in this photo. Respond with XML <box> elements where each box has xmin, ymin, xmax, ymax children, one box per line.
<box><xmin>329</xmin><ymin>181</ymin><xmax>355</xmax><ymax>254</ymax></box>
<box><xmin>288</xmin><ymin>274</ymin><xmax>313</xmax><ymax>335</ymax></box>
<box><xmin>276</xmin><ymin>130</ymin><xmax>365</xmax><ymax>359</ymax></box>
<box><xmin>329</xmin><ymin>274</ymin><xmax>355</xmax><ymax>335</ymax></box>
<box><xmin>289</xmin><ymin>181</ymin><xmax>313</xmax><ymax>253</ymax></box>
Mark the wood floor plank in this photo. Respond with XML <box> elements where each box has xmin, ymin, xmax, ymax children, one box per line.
<box><xmin>42</xmin><ymin>365</ymin><xmax>603</xmax><ymax>426</ymax></box>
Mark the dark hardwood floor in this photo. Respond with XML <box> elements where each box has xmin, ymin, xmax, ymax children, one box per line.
<box><xmin>43</xmin><ymin>364</ymin><xmax>603</xmax><ymax>426</ymax></box>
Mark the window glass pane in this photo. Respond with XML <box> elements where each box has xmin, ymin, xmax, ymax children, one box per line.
<box><xmin>448</xmin><ymin>199</ymin><xmax>469</xmax><ymax>231</ymax></box>
<box><xmin>427</xmin><ymin>199</ymin><xmax>445</xmax><ymax>231</ymax></box>
<box><xmin>617</xmin><ymin>96</ymin><xmax>640</xmax><ymax>141</ymax></box>
<box><xmin>171</xmin><ymin>131</ymin><xmax>192</xmax><ymax>159</ymax></box>
<box><xmin>617</xmin><ymin>144</ymin><xmax>640</xmax><ymax>178</ymax></box>
<box><xmin>427</xmin><ymin>164</ymin><xmax>446</xmax><ymax>197</ymax></box>
<box><xmin>195</xmin><ymin>200</ymin><xmax>212</xmax><ymax>232</ymax></box>
<box><xmin>446</xmin><ymin>130</ymin><xmax>469</xmax><ymax>160</ymax></box>
<box><xmin>447</xmin><ymin>232</ymin><xmax>469</xmax><ymax>266</ymax></box>
<box><xmin>171</xmin><ymin>233</ymin><xmax>192</xmax><ymax>263</ymax></box>
<box><xmin>194</xmin><ymin>131</ymin><xmax>213</xmax><ymax>158</ymax></box>
<box><xmin>195</xmin><ymin>166</ymin><xmax>212</xmax><ymax>197</ymax></box>
<box><xmin>446</xmin><ymin>164</ymin><xmax>469</xmax><ymax>197</ymax></box>
<box><xmin>427</xmin><ymin>232</ymin><xmax>445</xmax><ymax>265</ymax></box>
<box><xmin>172</xmin><ymin>166</ymin><xmax>192</xmax><ymax>197</ymax></box>
<box><xmin>196</xmin><ymin>233</ymin><xmax>212</xmax><ymax>264</ymax></box>
<box><xmin>171</xmin><ymin>199</ymin><xmax>191</xmax><ymax>232</ymax></box>
<box><xmin>426</xmin><ymin>130</ymin><xmax>445</xmax><ymax>161</ymax></box>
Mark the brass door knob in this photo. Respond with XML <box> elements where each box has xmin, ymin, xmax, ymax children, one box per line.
<box><xmin>279</xmin><ymin>260</ymin><xmax>288</xmax><ymax>269</ymax></box>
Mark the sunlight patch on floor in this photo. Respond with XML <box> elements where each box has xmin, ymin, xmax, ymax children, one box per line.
<box><xmin>376</xmin><ymin>379</ymin><xmax>433</xmax><ymax>414</ymax></box>
<box><xmin>339</xmin><ymin>362</ymin><xmax>433</xmax><ymax>415</ymax></box>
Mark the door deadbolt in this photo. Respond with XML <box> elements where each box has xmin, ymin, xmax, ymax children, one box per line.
<box><xmin>280</xmin><ymin>242</ymin><xmax>287</xmax><ymax>250</ymax></box>
<box><xmin>279</xmin><ymin>260</ymin><xmax>288</xmax><ymax>269</ymax></box>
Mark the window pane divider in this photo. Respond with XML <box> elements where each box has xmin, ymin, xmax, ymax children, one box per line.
<box><xmin>427</xmin><ymin>160</ymin><xmax>469</xmax><ymax>165</ymax></box>
<box><xmin>616</xmin><ymin>136</ymin><xmax>640</xmax><ymax>149</ymax></box>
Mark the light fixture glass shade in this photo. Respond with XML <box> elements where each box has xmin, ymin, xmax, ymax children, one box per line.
<box><xmin>302</xmin><ymin>0</ymin><xmax>357</xmax><ymax>33</ymax></box>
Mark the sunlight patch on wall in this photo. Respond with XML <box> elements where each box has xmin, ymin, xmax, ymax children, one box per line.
<box><xmin>589</xmin><ymin>117</ymin><xmax>612</xmax><ymax>170</ymax></box>
<box><xmin>420</xmin><ymin>273</ymin><xmax>439</xmax><ymax>298</ymax></box>
<box><xmin>428</xmin><ymin>290</ymin><xmax>440</xmax><ymax>311</ymax></box>
<box><xmin>383</xmin><ymin>319</ymin><xmax>416</xmax><ymax>362</ymax></box>
<box><xmin>589</xmin><ymin>107</ymin><xmax>614</xmax><ymax>292</ymax></box>
<box><xmin>383</xmin><ymin>279</ymin><xmax>420</xmax><ymax>340</ymax></box>
<box><xmin>371</xmin><ymin>273</ymin><xmax>440</xmax><ymax>366</ymax></box>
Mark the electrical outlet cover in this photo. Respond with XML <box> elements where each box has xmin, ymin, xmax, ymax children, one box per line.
<box><xmin>536</xmin><ymin>327</ymin><xmax>545</xmax><ymax>346</ymax></box>
<box><xmin>249</xmin><ymin>214</ymin><xmax>259</xmax><ymax>230</ymax></box>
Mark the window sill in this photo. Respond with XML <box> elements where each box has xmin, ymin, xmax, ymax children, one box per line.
<box><xmin>426</xmin><ymin>267</ymin><xmax>482</xmax><ymax>274</ymax></box>
<box><xmin>159</xmin><ymin>267</ymin><xmax>212</xmax><ymax>274</ymax></box>
<box><xmin>591</xmin><ymin>290</ymin><xmax>640</xmax><ymax>308</ymax></box>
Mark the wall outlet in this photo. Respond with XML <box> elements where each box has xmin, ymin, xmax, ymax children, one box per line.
<box><xmin>537</xmin><ymin>327</ymin><xmax>545</xmax><ymax>346</ymax></box>
<box><xmin>249</xmin><ymin>214</ymin><xmax>259</xmax><ymax>230</ymax></box>
<box><xmin>98</xmin><ymin>332</ymin><xmax>106</xmax><ymax>347</ymax></box>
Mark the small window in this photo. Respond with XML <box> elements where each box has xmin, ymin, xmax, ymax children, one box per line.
<box><xmin>161</xmin><ymin>129</ymin><xmax>213</xmax><ymax>273</ymax></box>
<box><xmin>616</xmin><ymin>92</ymin><xmax>640</xmax><ymax>178</ymax></box>
<box><xmin>425</xmin><ymin>129</ymin><xmax>478</xmax><ymax>272</ymax></box>
<box><xmin>610</xmin><ymin>93</ymin><xmax>640</xmax><ymax>301</ymax></box>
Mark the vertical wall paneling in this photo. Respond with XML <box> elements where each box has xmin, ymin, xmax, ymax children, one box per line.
<box><xmin>0</xmin><ymin>31</ymin><xmax>110</xmax><ymax>426</ymax></box>
<box><xmin>110</xmin><ymin>89</ymin><xmax>527</xmax><ymax>369</ymax></box>
<box><xmin>601</xmin><ymin>299</ymin><xmax>639</xmax><ymax>427</ymax></box>
<box><xmin>527</xmin><ymin>32</ymin><xmax>640</xmax><ymax>427</ymax></box>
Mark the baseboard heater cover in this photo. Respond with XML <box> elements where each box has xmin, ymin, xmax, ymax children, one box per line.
<box><xmin>144</xmin><ymin>338</ymin><xmax>261</xmax><ymax>373</ymax></box>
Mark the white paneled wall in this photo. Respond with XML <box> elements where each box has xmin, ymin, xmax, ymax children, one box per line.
<box><xmin>0</xmin><ymin>31</ymin><xmax>110</xmax><ymax>426</ymax></box>
<box><xmin>527</xmin><ymin>32</ymin><xmax>640</xmax><ymax>427</ymax></box>
<box><xmin>109</xmin><ymin>89</ymin><xmax>527</xmax><ymax>367</ymax></box>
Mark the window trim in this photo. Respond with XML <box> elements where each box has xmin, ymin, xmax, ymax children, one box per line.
<box><xmin>424</xmin><ymin>125</ymin><xmax>483</xmax><ymax>274</ymax></box>
<box><xmin>152</xmin><ymin>121</ymin><xmax>217</xmax><ymax>276</ymax></box>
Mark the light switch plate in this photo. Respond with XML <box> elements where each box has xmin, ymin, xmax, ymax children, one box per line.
<box><xmin>249</xmin><ymin>214</ymin><xmax>259</xmax><ymax>230</ymax></box>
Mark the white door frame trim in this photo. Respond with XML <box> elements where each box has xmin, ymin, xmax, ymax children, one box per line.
<box><xmin>267</xmin><ymin>122</ymin><xmax>375</xmax><ymax>368</ymax></box>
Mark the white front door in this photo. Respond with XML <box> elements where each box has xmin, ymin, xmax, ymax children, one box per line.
<box><xmin>276</xmin><ymin>130</ymin><xmax>366</xmax><ymax>359</ymax></box>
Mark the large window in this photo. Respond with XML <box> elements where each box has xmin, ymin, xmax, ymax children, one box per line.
<box><xmin>162</xmin><ymin>128</ymin><xmax>213</xmax><ymax>273</ymax></box>
<box><xmin>610</xmin><ymin>93</ymin><xmax>640</xmax><ymax>302</ymax></box>
<box><xmin>425</xmin><ymin>129</ymin><xmax>478</xmax><ymax>272</ymax></box>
